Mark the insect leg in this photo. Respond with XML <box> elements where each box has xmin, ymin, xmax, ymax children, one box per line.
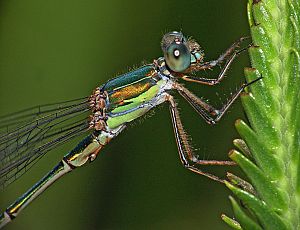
<box><xmin>166</xmin><ymin>94</ymin><xmax>234</xmax><ymax>183</ymax></box>
<box><xmin>182</xmin><ymin>37</ymin><xmax>251</xmax><ymax>85</ymax></box>
<box><xmin>174</xmin><ymin>77</ymin><xmax>262</xmax><ymax>125</ymax></box>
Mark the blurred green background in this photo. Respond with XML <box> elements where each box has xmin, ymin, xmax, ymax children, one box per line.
<box><xmin>0</xmin><ymin>0</ymin><xmax>250</xmax><ymax>229</ymax></box>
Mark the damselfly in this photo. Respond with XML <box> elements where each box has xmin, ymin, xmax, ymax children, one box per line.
<box><xmin>0</xmin><ymin>31</ymin><xmax>260</xmax><ymax>228</ymax></box>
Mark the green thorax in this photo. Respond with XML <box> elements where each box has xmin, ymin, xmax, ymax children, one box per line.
<box><xmin>101</xmin><ymin>65</ymin><xmax>164</xmax><ymax>129</ymax></box>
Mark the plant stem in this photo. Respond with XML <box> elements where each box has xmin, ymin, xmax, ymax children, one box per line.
<box><xmin>223</xmin><ymin>0</ymin><xmax>300</xmax><ymax>229</ymax></box>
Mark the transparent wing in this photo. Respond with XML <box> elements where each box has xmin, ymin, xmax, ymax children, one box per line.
<box><xmin>0</xmin><ymin>97</ymin><xmax>89</xmax><ymax>131</ymax></box>
<box><xmin>0</xmin><ymin>97</ymin><xmax>92</xmax><ymax>189</ymax></box>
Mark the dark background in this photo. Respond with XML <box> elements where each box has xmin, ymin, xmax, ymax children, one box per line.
<box><xmin>0</xmin><ymin>0</ymin><xmax>250</xmax><ymax>229</ymax></box>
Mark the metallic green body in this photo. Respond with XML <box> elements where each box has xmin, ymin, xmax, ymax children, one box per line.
<box><xmin>0</xmin><ymin>129</ymin><xmax>122</xmax><ymax>227</ymax></box>
<box><xmin>102</xmin><ymin>65</ymin><xmax>164</xmax><ymax>129</ymax></box>
<box><xmin>0</xmin><ymin>64</ymin><xmax>168</xmax><ymax>227</ymax></box>
<box><xmin>5</xmin><ymin>161</ymin><xmax>71</xmax><ymax>219</ymax></box>
<box><xmin>0</xmin><ymin>30</ymin><xmax>251</xmax><ymax>229</ymax></box>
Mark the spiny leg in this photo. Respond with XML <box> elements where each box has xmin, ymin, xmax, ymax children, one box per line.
<box><xmin>174</xmin><ymin>83</ymin><xmax>218</xmax><ymax>124</ymax></box>
<box><xmin>166</xmin><ymin>95</ymin><xmax>235</xmax><ymax>183</ymax></box>
<box><xmin>174</xmin><ymin>77</ymin><xmax>262</xmax><ymax>125</ymax></box>
<box><xmin>182</xmin><ymin>37</ymin><xmax>251</xmax><ymax>85</ymax></box>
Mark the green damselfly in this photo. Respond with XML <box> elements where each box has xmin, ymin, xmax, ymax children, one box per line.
<box><xmin>0</xmin><ymin>31</ymin><xmax>260</xmax><ymax>228</ymax></box>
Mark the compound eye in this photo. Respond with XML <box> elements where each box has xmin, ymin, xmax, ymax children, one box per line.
<box><xmin>164</xmin><ymin>43</ymin><xmax>191</xmax><ymax>72</ymax></box>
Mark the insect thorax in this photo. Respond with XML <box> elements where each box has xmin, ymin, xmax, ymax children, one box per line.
<box><xmin>89</xmin><ymin>63</ymin><xmax>173</xmax><ymax>131</ymax></box>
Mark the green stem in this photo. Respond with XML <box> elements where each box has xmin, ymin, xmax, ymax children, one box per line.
<box><xmin>223</xmin><ymin>0</ymin><xmax>300</xmax><ymax>229</ymax></box>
